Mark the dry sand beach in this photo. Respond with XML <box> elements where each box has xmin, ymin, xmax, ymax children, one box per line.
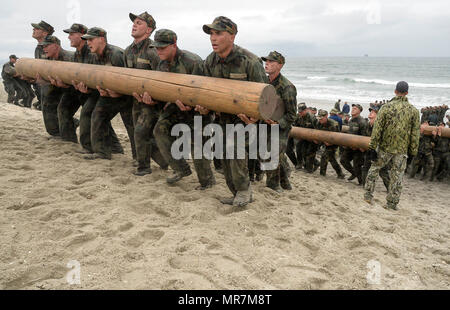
<box><xmin>0</xmin><ymin>95</ymin><xmax>449</xmax><ymax>290</ymax></box>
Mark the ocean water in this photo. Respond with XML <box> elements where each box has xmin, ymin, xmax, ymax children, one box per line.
<box><xmin>283</xmin><ymin>57</ymin><xmax>450</xmax><ymax>109</ymax></box>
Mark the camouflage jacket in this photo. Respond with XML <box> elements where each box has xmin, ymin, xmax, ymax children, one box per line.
<box><xmin>34</xmin><ymin>45</ymin><xmax>47</xmax><ymax>60</ymax></box>
<box><xmin>348</xmin><ymin>115</ymin><xmax>368</xmax><ymax>136</ymax></box>
<box><xmin>53</xmin><ymin>48</ymin><xmax>74</xmax><ymax>62</ymax></box>
<box><xmin>316</xmin><ymin>118</ymin><xmax>339</xmax><ymax>148</ymax></box>
<box><xmin>2</xmin><ymin>61</ymin><xmax>16</xmax><ymax>80</ymax></box>
<box><xmin>294</xmin><ymin>112</ymin><xmax>317</xmax><ymax>129</ymax></box>
<box><xmin>73</xmin><ymin>43</ymin><xmax>93</xmax><ymax>64</ymax></box>
<box><xmin>316</xmin><ymin>118</ymin><xmax>339</xmax><ymax>132</ymax></box>
<box><xmin>41</xmin><ymin>48</ymin><xmax>74</xmax><ymax>96</ymax></box>
<box><xmin>124</xmin><ymin>38</ymin><xmax>159</xmax><ymax>70</ymax></box>
<box><xmin>369</xmin><ymin>96</ymin><xmax>420</xmax><ymax>156</ymax></box>
<box><xmin>418</xmin><ymin>134</ymin><xmax>434</xmax><ymax>154</ymax></box>
<box><xmin>157</xmin><ymin>48</ymin><xmax>203</xmax><ymax>120</ymax></box>
<box><xmin>198</xmin><ymin>44</ymin><xmax>268</xmax><ymax>124</ymax></box>
<box><xmin>270</xmin><ymin>73</ymin><xmax>297</xmax><ymax>131</ymax></box>
<box><xmin>89</xmin><ymin>44</ymin><xmax>124</xmax><ymax>67</ymax></box>
<box><xmin>432</xmin><ymin>135</ymin><xmax>449</xmax><ymax>154</ymax></box>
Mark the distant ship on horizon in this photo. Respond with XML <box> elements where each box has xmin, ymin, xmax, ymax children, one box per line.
<box><xmin>364</xmin><ymin>54</ymin><xmax>369</xmax><ymax>57</ymax></box>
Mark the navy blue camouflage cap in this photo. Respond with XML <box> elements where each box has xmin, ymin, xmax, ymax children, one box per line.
<box><xmin>31</xmin><ymin>20</ymin><xmax>55</xmax><ymax>35</ymax></box>
<box><xmin>63</xmin><ymin>23</ymin><xmax>88</xmax><ymax>34</ymax></box>
<box><xmin>150</xmin><ymin>29</ymin><xmax>177</xmax><ymax>48</ymax></box>
<box><xmin>369</xmin><ymin>105</ymin><xmax>380</xmax><ymax>113</ymax></box>
<box><xmin>261</xmin><ymin>51</ymin><xmax>286</xmax><ymax>65</ymax></box>
<box><xmin>298</xmin><ymin>102</ymin><xmax>307</xmax><ymax>111</ymax></box>
<box><xmin>9</xmin><ymin>55</ymin><xmax>18</xmax><ymax>59</ymax></box>
<box><xmin>130</xmin><ymin>12</ymin><xmax>156</xmax><ymax>29</ymax></box>
<box><xmin>203</xmin><ymin>16</ymin><xmax>238</xmax><ymax>35</ymax></box>
<box><xmin>81</xmin><ymin>27</ymin><xmax>107</xmax><ymax>40</ymax></box>
<box><xmin>38</xmin><ymin>35</ymin><xmax>61</xmax><ymax>46</ymax></box>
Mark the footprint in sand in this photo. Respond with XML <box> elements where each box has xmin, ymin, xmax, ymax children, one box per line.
<box><xmin>125</xmin><ymin>229</ymin><xmax>165</xmax><ymax>248</ymax></box>
<box><xmin>3</xmin><ymin>264</ymin><xmax>67</xmax><ymax>290</ymax></box>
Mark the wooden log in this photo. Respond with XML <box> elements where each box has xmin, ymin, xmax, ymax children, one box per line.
<box><xmin>15</xmin><ymin>58</ymin><xmax>283</xmax><ymax>121</ymax></box>
<box><xmin>290</xmin><ymin>127</ymin><xmax>370</xmax><ymax>150</ymax></box>
<box><xmin>342</xmin><ymin>125</ymin><xmax>450</xmax><ymax>138</ymax></box>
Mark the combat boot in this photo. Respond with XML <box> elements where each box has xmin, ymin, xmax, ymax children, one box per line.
<box><xmin>134</xmin><ymin>168</ymin><xmax>152</xmax><ymax>177</ymax></box>
<box><xmin>167</xmin><ymin>169</ymin><xmax>192</xmax><ymax>185</ymax></box>
<box><xmin>281</xmin><ymin>178</ymin><xmax>293</xmax><ymax>191</ymax></box>
<box><xmin>233</xmin><ymin>185</ymin><xmax>253</xmax><ymax>208</ymax></box>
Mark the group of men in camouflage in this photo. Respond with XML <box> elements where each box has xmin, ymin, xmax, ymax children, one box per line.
<box><xmin>2</xmin><ymin>55</ymin><xmax>36</xmax><ymax>108</ymax></box>
<box><xmin>4</xmin><ymin>14</ymin><xmax>447</xmax><ymax>212</ymax></box>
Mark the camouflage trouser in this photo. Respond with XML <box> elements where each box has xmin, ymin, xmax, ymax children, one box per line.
<box><xmin>340</xmin><ymin>148</ymin><xmax>364</xmax><ymax>183</ymax></box>
<box><xmin>362</xmin><ymin>153</ymin><xmax>390</xmax><ymax>189</ymax></box>
<box><xmin>42</xmin><ymin>88</ymin><xmax>63</xmax><ymax>136</ymax></box>
<box><xmin>295</xmin><ymin>139</ymin><xmax>309</xmax><ymax>168</ymax></box>
<box><xmin>32</xmin><ymin>83</ymin><xmax>42</xmax><ymax>109</ymax></box>
<box><xmin>286</xmin><ymin>137</ymin><xmax>298</xmax><ymax>167</ymax></box>
<box><xmin>410</xmin><ymin>152</ymin><xmax>434</xmax><ymax>179</ymax></box>
<box><xmin>3</xmin><ymin>80</ymin><xmax>15</xmax><ymax>103</ymax></box>
<box><xmin>304</xmin><ymin>142</ymin><xmax>319</xmax><ymax>172</ymax></box>
<box><xmin>320</xmin><ymin>146</ymin><xmax>344</xmax><ymax>177</ymax></box>
<box><xmin>58</xmin><ymin>89</ymin><xmax>81</xmax><ymax>143</ymax></box>
<box><xmin>364</xmin><ymin>150</ymin><xmax>408</xmax><ymax>208</ymax></box>
<box><xmin>79</xmin><ymin>93</ymin><xmax>122</xmax><ymax>153</ymax></box>
<box><xmin>133</xmin><ymin>101</ymin><xmax>167</xmax><ymax>169</ymax></box>
<box><xmin>265</xmin><ymin>127</ymin><xmax>291</xmax><ymax>189</ymax></box>
<box><xmin>220</xmin><ymin>123</ymin><xmax>250</xmax><ymax>196</ymax></box>
<box><xmin>15</xmin><ymin>79</ymin><xmax>35</xmax><ymax>107</ymax></box>
<box><xmin>249</xmin><ymin>159</ymin><xmax>263</xmax><ymax>181</ymax></box>
<box><xmin>91</xmin><ymin>96</ymin><xmax>136</xmax><ymax>160</ymax></box>
<box><xmin>431</xmin><ymin>152</ymin><xmax>447</xmax><ymax>181</ymax></box>
<box><xmin>153</xmin><ymin>105</ymin><xmax>215</xmax><ymax>187</ymax></box>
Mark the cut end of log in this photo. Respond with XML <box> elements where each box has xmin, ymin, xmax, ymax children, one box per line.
<box><xmin>258</xmin><ymin>85</ymin><xmax>284</xmax><ymax>121</ymax></box>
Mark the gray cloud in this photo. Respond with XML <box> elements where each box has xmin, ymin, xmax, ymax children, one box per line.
<box><xmin>0</xmin><ymin>0</ymin><xmax>449</xmax><ymax>63</ymax></box>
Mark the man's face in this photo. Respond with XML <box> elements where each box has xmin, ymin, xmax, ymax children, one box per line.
<box><xmin>210</xmin><ymin>29</ymin><xmax>234</xmax><ymax>55</ymax></box>
<box><xmin>351</xmin><ymin>106</ymin><xmax>361</xmax><ymax>117</ymax></box>
<box><xmin>368</xmin><ymin>110</ymin><xmax>377</xmax><ymax>125</ymax></box>
<box><xmin>32</xmin><ymin>28</ymin><xmax>47</xmax><ymax>41</ymax></box>
<box><xmin>87</xmin><ymin>37</ymin><xmax>105</xmax><ymax>54</ymax></box>
<box><xmin>319</xmin><ymin>116</ymin><xmax>328</xmax><ymax>125</ymax></box>
<box><xmin>10</xmin><ymin>58</ymin><xmax>16</xmax><ymax>64</ymax></box>
<box><xmin>312</xmin><ymin>110</ymin><xmax>317</xmax><ymax>115</ymax></box>
<box><xmin>132</xmin><ymin>18</ymin><xmax>151</xmax><ymax>39</ymax></box>
<box><xmin>156</xmin><ymin>44</ymin><xmax>177</xmax><ymax>61</ymax></box>
<box><xmin>43</xmin><ymin>44</ymin><xmax>59</xmax><ymax>59</ymax></box>
<box><xmin>68</xmin><ymin>32</ymin><xmax>83</xmax><ymax>48</ymax></box>
<box><xmin>265</xmin><ymin>60</ymin><xmax>283</xmax><ymax>75</ymax></box>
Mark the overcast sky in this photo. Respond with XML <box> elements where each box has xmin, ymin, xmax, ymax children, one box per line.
<box><xmin>1</xmin><ymin>0</ymin><xmax>449</xmax><ymax>62</ymax></box>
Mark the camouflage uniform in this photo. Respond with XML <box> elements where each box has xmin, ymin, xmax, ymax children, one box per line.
<box><xmin>315</xmin><ymin>112</ymin><xmax>345</xmax><ymax>178</ymax></box>
<box><xmin>2</xmin><ymin>61</ymin><xmax>18</xmax><ymax>104</ymax></box>
<box><xmin>38</xmin><ymin>36</ymin><xmax>74</xmax><ymax>137</ymax></box>
<box><xmin>340</xmin><ymin>105</ymin><xmax>368</xmax><ymax>184</ymax></box>
<box><xmin>32</xmin><ymin>21</ymin><xmax>54</xmax><ymax>111</ymax></box>
<box><xmin>123</xmin><ymin>13</ymin><xmax>166</xmax><ymax>170</ymax></box>
<box><xmin>152</xmin><ymin>31</ymin><xmax>215</xmax><ymax>187</ymax></box>
<box><xmin>294</xmin><ymin>110</ymin><xmax>318</xmax><ymax>172</ymax></box>
<box><xmin>200</xmin><ymin>17</ymin><xmax>268</xmax><ymax>200</ymax></box>
<box><xmin>57</xmin><ymin>24</ymin><xmax>90</xmax><ymax>143</ymax></box>
<box><xmin>409</xmin><ymin>133</ymin><xmax>434</xmax><ymax>180</ymax></box>
<box><xmin>82</xmin><ymin>28</ymin><xmax>136</xmax><ymax>160</ymax></box>
<box><xmin>430</xmin><ymin>134</ymin><xmax>449</xmax><ymax>181</ymax></box>
<box><xmin>260</xmin><ymin>51</ymin><xmax>297</xmax><ymax>191</ymax></box>
<box><xmin>362</xmin><ymin>119</ymin><xmax>390</xmax><ymax>189</ymax></box>
<box><xmin>364</xmin><ymin>95</ymin><xmax>420</xmax><ymax>209</ymax></box>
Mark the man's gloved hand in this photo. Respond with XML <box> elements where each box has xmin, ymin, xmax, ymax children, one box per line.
<box><xmin>368</xmin><ymin>149</ymin><xmax>378</xmax><ymax>161</ymax></box>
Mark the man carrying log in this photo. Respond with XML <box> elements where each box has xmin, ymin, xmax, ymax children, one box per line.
<box><xmin>31</xmin><ymin>20</ymin><xmax>54</xmax><ymax>111</ymax></box>
<box><xmin>364</xmin><ymin>81</ymin><xmax>420</xmax><ymax>211</ymax></box>
<box><xmin>259</xmin><ymin>51</ymin><xmax>297</xmax><ymax>193</ymax></box>
<box><xmin>79</xmin><ymin>27</ymin><xmax>135</xmax><ymax>161</ymax></box>
<box><xmin>150</xmin><ymin>29</ymin><xmax>216</xmax><ymax>190</ymax></box>
<box><xmin>315</xmin><ymin>110</ymin><xmax>345</xmax><ymax>179</ymax></box>
<box><xmin>125</xmin><ymin>11</ymin><xmax>168</xmax><ymax>175</ymax></box>
<box><xmin>36</xmin><ymin>36</ymin><xmax>74</xmax><ymax>138</ymax></box>
<box><xmin>197</xmin><ymin>16</ymin><xmax>268</xmax><ymax>208</ymax></box>
<box><xmin>340</xmin><ymin>103</ymin><xmax>368</xmax><ymax>185</ymax></box>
